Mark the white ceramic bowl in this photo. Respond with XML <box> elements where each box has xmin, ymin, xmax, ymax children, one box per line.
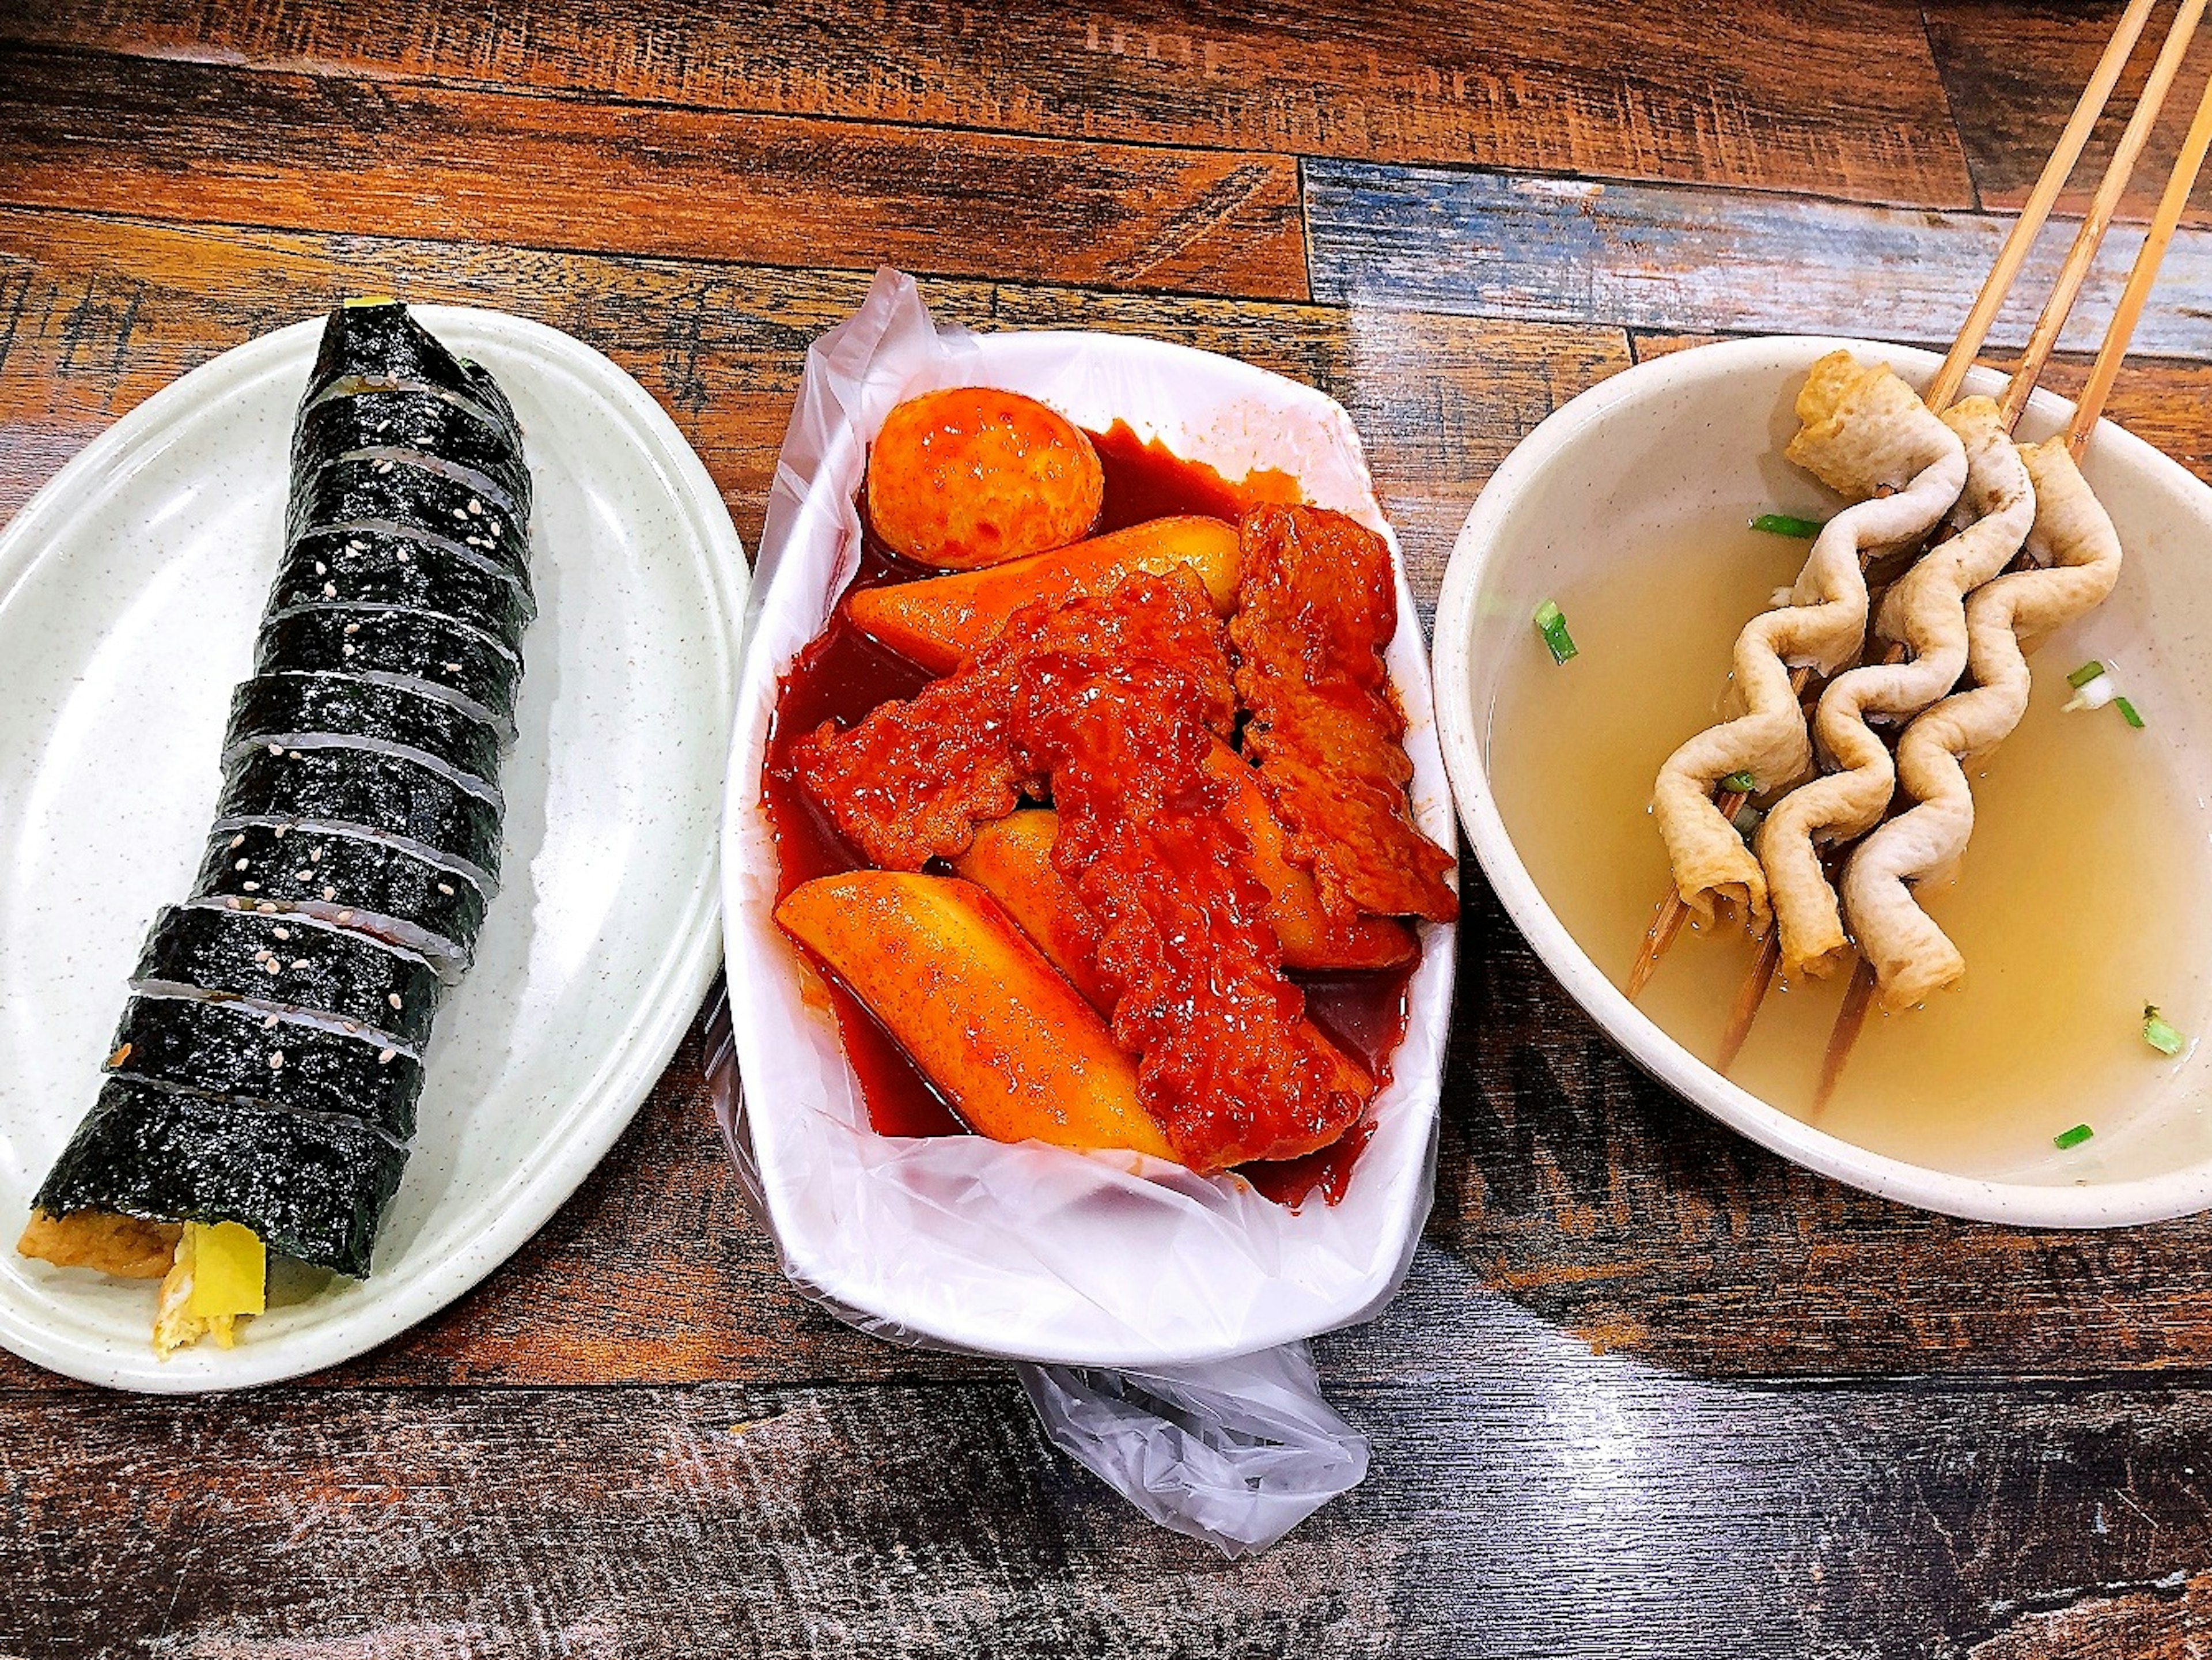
<box><xmin>1434</xmin><ymin>334</ymin><xmax>2212</xmax><ymax>1228</ymax></box>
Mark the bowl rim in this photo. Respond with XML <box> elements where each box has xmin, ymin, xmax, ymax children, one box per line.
<box><xmin>1433</xmin><ymin>331</ymin><xmax>2212</xmax><ymax>1229</ymax></box>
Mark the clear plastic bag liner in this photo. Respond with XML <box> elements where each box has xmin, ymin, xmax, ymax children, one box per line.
<box><xmin>711</xmin><ymin>269</ymin><xmax>1455</xmax><ymax>1552</ymax></box>
<box><xmin>1017</xmin><ymin>1347</ymin><xmax>1370</xmax><ymax>1558</ymax></box>
<box><xmin>705</xmin><ymin>980</ymin><xmax>1373</xmax><ymax>1558</ymax></box>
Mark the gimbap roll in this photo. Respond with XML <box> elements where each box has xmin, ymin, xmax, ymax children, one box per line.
<box><xmin>302</xmin><ymin>299</ymin><xmax>522</xmax><ymax>441</ymax></box>
<box><xmin>104</xmin><ymin>995</ymin><xmax>424</xmax><ymax>1141</ymax></box>
<box><xmin>287</xmin><ymin>456</ymin><xmax>527</xmax><ymax>583</ymax></box>
<box><xmin>191</xmin><ymin>823</ymin><xmax>489</xmax><ymax>975</ymax></box>
<box><xmin>132</xmin><ymin>903</ymin><xmax>444</xmax><ymax>1049</ymax></box>
<box><xmin>293</xmin><ymin>388</ymin><xmax>531</xmax><ymax>515</ymax></box>
<box><xmin>278</xmin><ymin>527</ymin><xmax>534</xmax><ymax>653</ymax></box>
<box><xmin>255</xmin><ymin>606</ymin><xmax>522</xmax><ymax>737</ymax></box>
<box><xmin>216</xmin><ymin>744</ymin><xmax>504</xmax><ymax>891</ymax></box>
<box><xmin>37</xmin><ymin>1080</ymin><xmax>409</xmax><ymax>1279</ymax></box>
<box><xmin>222</xmin><ymin>672</ymin><xmax>504</xmax><ymax>805</ymax></box>
<box><xmin>20</xmin><ymin>298</ymin><xmax>534</xmax><ymax>1352</ymax></box>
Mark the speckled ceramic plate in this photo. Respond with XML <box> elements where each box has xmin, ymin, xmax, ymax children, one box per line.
<box><xmin>0</xmin><ymin>306</ymin><xmax>745</xmax><ymax>1390</ymax></box>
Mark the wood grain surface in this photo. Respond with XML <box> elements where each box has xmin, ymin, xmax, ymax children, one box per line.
<box><xmin>7</xmin><ymin>2</ymin><xmax>2212</xmax><ymax>1655</ymax></box>
<box><xmin>0</xmin><ymin>50</ymin><xmax>1306</xmax><ymax>298</ymax></box>
<box><xmin>1928</xmin><ymin>0</ymin><xmax>2212</xmax><ymax>225</ymax></box>
<box><xmin>1306</xmin><ymin>162</ymin><xmax>2212</xmax><ymax>355</ymax></box>
<box><xmin>0</xmin><ymin>0</ymin><xmax>1972</xmax><ymax>203</ymax></box>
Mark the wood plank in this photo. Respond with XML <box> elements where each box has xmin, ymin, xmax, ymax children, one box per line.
<box><xmin>0</xmin><ymin>0</ymin><xmax>1975</xmax><ymax>207</ymax></box>
<box><xmin>6</xmin><ymin>1358</ymin><xmax>2212</xmax><ymax>1654</ymax></box>
<box><xmin>0</xmin><ymin>208</ymin><xmax>1628</xmax><ymax>600</ymax></box>
<box><xmin>1927</xmin><ymin>0</ymin><xmax>2212</xmax><ymax>228</ymax></box>
<box><xmin>0</xmin><ymin>48</ymin><xmax>1305</xmax><ymax>300</ymax></box>
<box><xmin>1307</xmin><ymin>163</ymin><xmax>2212</xmax><ymax>356</ymax></box>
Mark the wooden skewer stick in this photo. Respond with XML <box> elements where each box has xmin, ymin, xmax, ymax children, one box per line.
<box><xmin>1811</xmin><ymin>956</ymin><xmax>1882</xmax><ymax>1119</ymax></box>
<box><xmin>1627</xmin><ymin>2</ymin><xmax>2161</xmax><ymax>1006</ymax></box>
<box><xmin>1813</xmin><ymin>22</ymin><xmax>2212</xmax><ymax>1115</ymax></box>
<box><xmin>1926</xmin><ymin>0</ymin><xmax>2160</xmax><ymax>414</ymax></box>
<box><xmin>2070</xmin><ymin>52</ymin><xmax>2212</xmax><ymax>455</ymax></box>
<box><xmin>1999</xmin><ymin>0</ymin><xmax>2211</xmax><ymax>432</ymax></box>
<box><xmin>1715</xmin><ymin>923</ymin><xmax>1783</xmax><ymax>1072</ymax></box>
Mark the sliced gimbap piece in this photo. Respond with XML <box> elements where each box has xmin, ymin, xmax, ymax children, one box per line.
<box><xmin>105</xmin><ymin>995</ymin><xmax>423</xmax><ymax>1141</ymax></box>
<box><xmin>133</xmin><ymin>903</ymin><xmax>444</xmax><ymax>1049</ymax></box>
<box><xmin>222</xmin><ymin>672</ymin><xmax>503</xmax><ymax>804</ymax></box>
<box><xmin>277</xmin><ymin>528</ymin><xmax>533</xmax><ymax>655</ymax></box>
<box><xmin>192</xmin><ymin>823</ymin><xmax>488</xmax><ymax>975</ymax></box>
<box><xmin>256</xmin><ymin>606</ymin><xmax>521</xmax><ymax>737</ymax></box>
<box><xmin>293</xmin><ymin>387</ymin><xmax>530</xmax><ymax>512</ymax></box>
<box><xmin>287</xmin><ymin>456</ymin><xmax>528</xmax><ymax>581</ymax></box>
<box><xmin>35</xmin><ymin>1079</ymin><xmax>407</xmax><ymax>1279</ymax></box>
<box><xmin>302</xmin><ymin>299</ymin><xmax>521</xmax><ymax>443</ymax></box>
<box><xmin>217</xmin><ymin>744</ymin><xmax>503</xmax><ymax>891</ymax></box>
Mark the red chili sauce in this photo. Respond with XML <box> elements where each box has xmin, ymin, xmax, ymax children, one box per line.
<box><xmin>762</xmin><ymin>423</ymin><xmax>1416</xmax><ymax>1205</ymax></box>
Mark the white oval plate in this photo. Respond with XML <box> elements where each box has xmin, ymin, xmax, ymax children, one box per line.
<box><xmin>1435</xmin><ymin>334</ymin><xmax>2212</xmax><ymax>1228</ymax></box>
<box><xmin>0</xmin><ymin>305</ymin><xmax>745</xmax><ymax>1390</ymax></box>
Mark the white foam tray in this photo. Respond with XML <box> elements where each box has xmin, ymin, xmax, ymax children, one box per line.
<box><xmin>723</xmin><ymin>297</ymin><xmax>1456</xmax><ymax>1369</ymax></box>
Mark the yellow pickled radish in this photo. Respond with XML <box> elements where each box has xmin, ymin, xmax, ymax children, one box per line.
<box><xmin>185</xmin><ymin>1221</ymin><xmax>267</xmax><ymax>1322</ymax></box>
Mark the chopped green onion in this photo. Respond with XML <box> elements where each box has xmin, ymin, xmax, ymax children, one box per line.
<box><xmin>1720</xmin><ymin>771</ymin><xmax>1758</xmax><ymax>795</ymax></box>
<box><xmin>2066</xmin><ymin>660</ymin><xmax>2107</xmax><ymax>689</ymax></box>
<box><xmin>2115</xmin><ymin>695</ymin><xmax>2146</xmax><ymax>729</ymax></box>
<box><xmin>2145</xmin><ymin>1005</ymin><xmax>2187</xmax><ymax>1056</ymax></box>
<box><xmin>1533</xmin><ymin>599</ymin><xmax>1577</xmax><ymax>664</ymax></box>
<box><xmin>2053</xmin><ymin>1123</ymin><xmax>2095</xmax><ymax>1151</ymax></box>
<box><xmin>1751</xmin><ymin>512</ymin><xmax>1825</xmax><ymax>539</ymax></box>
<box><xmin>1732</xmin><ymin>803</ymin><xmax>1765</xmax><ymax>840</ymax></box>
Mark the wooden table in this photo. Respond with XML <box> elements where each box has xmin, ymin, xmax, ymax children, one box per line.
<box><xmin>6</xmin><ymin>2</ymin><xmax>2212</xmax><ymax>1653</ymax></box>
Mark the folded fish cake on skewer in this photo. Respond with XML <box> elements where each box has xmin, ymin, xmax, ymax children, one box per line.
<box><xmin>1756</xmin><ymin>394</ymin><xmax>2036</xmax><ymax>979</ymax></box>
<box><xmin>1649</xmin><ymin>353</ymin><xmax>1967</xmax><ymax>928</ymax></box>
<box><xmin>1843</xmin><ymin>438</ymin><xmax>2123</xmax><ymax>1008</ymax></box>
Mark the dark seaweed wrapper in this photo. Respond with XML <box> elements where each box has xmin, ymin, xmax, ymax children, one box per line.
<box><xmin>105</xmin><ymin>995</ymin><xmax>424</xmax><ymax>1141</ymax></box>
<box><xmin>135</xmin><ymin>905</ymin><xmax>444</xmax><ymax>1049</ymax></box>
<box><xmin>36</xmin><ymin>1080</ymin><xmax>407</xmax><ymax>1279</ymax></box>
<box><xmin>217</xmin><ymin>744</ymin><xmax>505</xmax><ymax>887</ymax></box>
<box><xmin>293</xmin><ymin>387</ymin><xmax>531</xmax><ymax>515</ymax></box>
<box><xmin>302</xmin><ymin>301</ymin><xmax>522</xmax><ymax>441</ymax></box>
<box><xmin>278</xmin><ymin>528</ymin><xmax>535</xmax><ymax>652</ymax></box>
<box><xmin>256</xmin><ymin>607</ymin><xmax>522</xmax><ymax>735</ymax></box>
<box><xmin>287</xmin><ymin>457</ymin><xmax>528</xmax><ymax>584</ymax></box>
<box><xmin>222</xmin><ymin>672</ymin><xmax>505</xmax><ymax>801</ymax></box>
<box><xmin>191</xmin><ymin>825</ymin><xmax>488</xmax><ymax>970</ymax></box>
